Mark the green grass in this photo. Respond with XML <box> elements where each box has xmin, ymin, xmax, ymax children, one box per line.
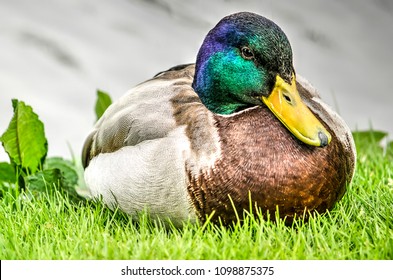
<box><xmin>1</xmin><ymin>132</ymin><xmax>392</xmax><ymax>260</ymax></box>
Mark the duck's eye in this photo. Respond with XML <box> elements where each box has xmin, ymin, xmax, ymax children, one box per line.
<box><xmin>240</xmin><ymin>46</ymin><xmax>254</xmax><ymax>60</ymax></box>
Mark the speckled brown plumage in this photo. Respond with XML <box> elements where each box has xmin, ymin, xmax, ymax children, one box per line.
<box><xmin>186</xmin><ymin>105</ymin><xmax>354</xmax><ymax>225</ymax></box>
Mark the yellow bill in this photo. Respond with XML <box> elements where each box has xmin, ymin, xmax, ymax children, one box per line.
<box><xmin>262</xmin><ymin>75</ymin><xmax>331</xmax><ymax>147</ymax></box>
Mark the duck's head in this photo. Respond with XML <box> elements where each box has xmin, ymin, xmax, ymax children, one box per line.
<box><xmin>192</xmin><ymin>12</ymin><xmax>331</xmax><ymax>147</ymax></box>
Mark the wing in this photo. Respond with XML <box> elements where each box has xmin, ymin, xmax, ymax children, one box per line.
<box><xmin>82</xmin><ymin>64</ymin><xmax>195</xmax><ymax>168</ymax></box>
<box><xmin>81</xmin><ymin>64</ymin><xmax>208</xmax><ymax>225</ymax></box>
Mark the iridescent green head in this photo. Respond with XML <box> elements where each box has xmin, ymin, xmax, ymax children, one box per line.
<box><xmin>192</xmin><ymin>12</ymin><xmax>331</xmax><ymax>147</ymax></box>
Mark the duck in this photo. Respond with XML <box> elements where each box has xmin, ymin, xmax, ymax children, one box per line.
<box><xmin>82</xmin><ymin>12</ymin><xmax>356</xmax><ymax>226</ymax></box>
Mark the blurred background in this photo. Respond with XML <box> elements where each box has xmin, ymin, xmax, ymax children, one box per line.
<box><xmin>1</xmin><ymin>0</ymin><xmax>392</xmax><ymax>162</ymax></box>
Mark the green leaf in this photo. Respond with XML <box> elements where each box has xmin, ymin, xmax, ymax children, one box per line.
<box><xmin>26</xmin><ymin>169</ymin><xmax>62</xmax><ymax>194</ymax></box>
<box><xmin>387</xmin><ymin>140</ymin><xmax>393</xmax><ymax>157</ymax></box>
<box><xmin>25</xmin><ymin>168</ymin><xmax>82</xmax><ymax>202</ymax></box>
<box><xmin>95</xmin><ymin>90</ymin><xmax>112</xmax><ymax>120</ymax></box>
<box><xmin>44</xmin><ymin>157</ymin><xmax>78</xmax><ymax>187</ymax></box>
<box><xmin>0</xmin><ymin>162</ymin><xmax>16</xmax><ymax>183</ymax></box>
<box><xmin>0</xmin><ymin>100</ymin><xmax>48</xmax><ymax>174</ymax></box>
<box><xmin>352</xmin><ymin>130</ymin><xmax>388</xmax><ymax>149</ymax></box>
<box><xmin>0</xmin><ymin>162</ymin><xmax>16</xmax><ymax>199</ymax></box>
<box><xmin>352</xmin><ymin>130</ymin><xmax>387</xmax><ymax>143</ymax></box>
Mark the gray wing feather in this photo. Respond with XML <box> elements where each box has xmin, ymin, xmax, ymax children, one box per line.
<box><xmin>82</xmin><ymin>64</ymin><xmax>196</xmax><ymax>168</ymax></box>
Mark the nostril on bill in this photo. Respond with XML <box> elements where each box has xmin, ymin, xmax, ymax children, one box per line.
<box><xmin>283</xmin><ymin>93</ymin><xmax>292</xmax><ymax>104</ymax></box>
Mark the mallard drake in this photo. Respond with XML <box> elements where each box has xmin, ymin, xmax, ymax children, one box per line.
<box><xmin>82</xmin><ymin>12</ymin><xmax>356</xmax><ymax>226</ymax></box>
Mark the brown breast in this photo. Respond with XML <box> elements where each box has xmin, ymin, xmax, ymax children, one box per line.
<box><xmin>187</xmin><ymin>106</ymin><xmax>353</xmax><ymax>225</ymax></box>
